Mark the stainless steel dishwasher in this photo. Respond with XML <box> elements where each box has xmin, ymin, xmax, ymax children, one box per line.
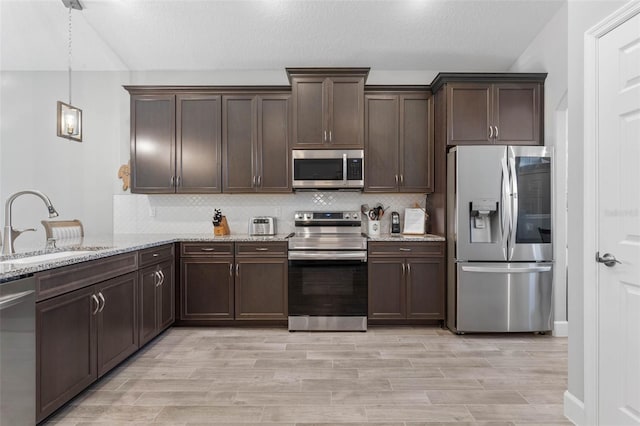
<box><xmin>0</xmin><ymin>276</ymin><xmax>36</xmax><ymax>425</ymax></box>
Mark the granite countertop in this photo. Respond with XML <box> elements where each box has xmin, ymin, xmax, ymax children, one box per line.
<box><xmin>0</xmin><ymin>233</ymin><xmax>292</xmax><ymax>282</ymax></box>
<box><xmin>0</xmin><ymin>232</ymin><xmax>445</xmax><ymax>282</ymax></box>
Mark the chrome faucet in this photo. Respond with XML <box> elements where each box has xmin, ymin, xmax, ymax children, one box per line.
<box><xmin>1</xmin><ymin>190</ymin><xmax>59</xmax><ymax>255</ymax></box>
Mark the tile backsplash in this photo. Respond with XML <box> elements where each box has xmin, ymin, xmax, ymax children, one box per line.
<box><xmin>113</xmin><ymin>192</ymin><xmax>427</xmax><ymax>235</ymax></box>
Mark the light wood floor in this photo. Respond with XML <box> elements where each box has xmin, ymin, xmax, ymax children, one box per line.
<box><xmin>46</xmin><ymin>326</ymin><xmax>570</xmax><ymax>425</ymax></box>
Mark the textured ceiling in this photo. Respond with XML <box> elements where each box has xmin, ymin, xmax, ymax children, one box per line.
<box><xmin>0</xmin><ymin>0</ymin><xmax>565</xmax><ymax>72</ymax></box>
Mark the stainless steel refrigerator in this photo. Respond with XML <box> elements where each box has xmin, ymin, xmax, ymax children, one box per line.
<box><xmin>447</xmin><ymin>145</ymin><xmax>553</xmax><ymax>333</ymax></box>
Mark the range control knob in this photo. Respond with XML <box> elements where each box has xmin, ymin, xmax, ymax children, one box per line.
<box><xmin>344</xmin><ymin>213</ymin><xmax>350</xmax><ymax>219</ymax></box>
<box><xmin>352</xmin><ymin>213</ymin><xmax>359</xmax><ymax>220</ymax></box>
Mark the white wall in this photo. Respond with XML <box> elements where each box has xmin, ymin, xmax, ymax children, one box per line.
<box><xmin>566</xmin><ymin>0</ymin><xmax>626</xmax><ymax>405</ymax></box>
<box><xmin>509</xmin><ymin>2</ymin><xmax>569</xmax><ymax>333</ymax></box>
<box><xmin>0</xmin><ymin>71</ymin><xmax>126</xmax><ymax>251</ymax></box>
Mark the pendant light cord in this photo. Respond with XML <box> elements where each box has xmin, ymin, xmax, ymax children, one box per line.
<box><xmin>68</xmin><ymin>4</ymin><xmax>72</xmax><ymax>106</ymax></box>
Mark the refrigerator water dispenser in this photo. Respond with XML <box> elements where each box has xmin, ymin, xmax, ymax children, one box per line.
<box><xmin>469</xmin><ymin>200</ymin><xmax>498</xmax><ymax>243</ymax></box>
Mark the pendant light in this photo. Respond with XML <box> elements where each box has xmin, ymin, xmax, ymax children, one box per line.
<box><xmin>57</xmin><ymin>0</ymin><xmax>83</xmax><ymax>142</ymax></box>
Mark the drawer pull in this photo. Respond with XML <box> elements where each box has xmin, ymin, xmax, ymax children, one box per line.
<box><xmin>152</xmin><ymin>253</ymin><xmax>159</xmax><ymax>257</ymax></box>
<box><xmin>255</xmin><ymin>248</ymin><xmax>269</xmax><ymax>251</ymax></box>
<box><xmin>399</xmin><ymin>248</ymin><xmax>412</xmax><ymax>252</ymax></box>
<box><xmin>201</xmin><ymin>248</ymin><xmax>216</xmax><ymax>252</ymax></box>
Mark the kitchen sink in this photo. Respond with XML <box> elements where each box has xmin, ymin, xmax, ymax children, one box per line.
<box><xmin>0</xmin><ymin>248</ymin><xmax>108</xmax><ymax>266</ymax></box>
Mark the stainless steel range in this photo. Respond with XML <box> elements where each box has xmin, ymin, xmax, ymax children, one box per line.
<box><xmin>288</xmin><ymin>211</ymin><xmax>368</xmax><ymax>331</ymax></box>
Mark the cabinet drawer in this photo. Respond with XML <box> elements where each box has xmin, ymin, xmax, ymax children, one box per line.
<box><xmin>181</xmin><ymin>242</ymin><xmax>234</xmax><ymax>257</ymax></box>
<box><xmin>368</xmin><ymin>241</ymin><xmax>444</xmax><ymax>257</ymax></box>
<box><xmin>138</xmin><ymin>244</ymin><xmax>174</xmax><ymax>268</ymax></box>
<box><xmin>235</xmin><ymin>242</ymin><xmax>287</xmax><ymax>257</ymax></box>
<box><xmin>36</xmin><ymin>252</ymin><xmax>138</xmax><ymax>302</ymax></box>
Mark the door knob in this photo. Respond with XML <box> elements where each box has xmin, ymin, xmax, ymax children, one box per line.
<box><xmin>596</xmin><ymin>252</ymin><xmax>621</xmax><ymax>267</ymax></box>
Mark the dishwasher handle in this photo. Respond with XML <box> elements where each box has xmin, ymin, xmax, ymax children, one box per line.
<box><xmin>0</xmin><ymin>290</ymin><xmax>34</xmax><ymax>311</ymax></box>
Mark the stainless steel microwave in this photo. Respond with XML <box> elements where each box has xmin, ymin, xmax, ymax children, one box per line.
<box><xmin>292</xmin><ymin>149</ymin><xmax>364</xmax><ymax>190</ymax></box>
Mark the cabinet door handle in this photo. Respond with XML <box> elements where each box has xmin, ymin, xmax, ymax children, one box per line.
<box><xmin>97</xmin><ymin>292</ymin><xmax>106</xmax><ymax>313</ymax></box>
<box><xmin>324</xmin><ymin>130</ymin><xmax>327</xmax><ymax>142</ymax></box>
<box><xmin>201</xmin><ymin>248</ymin><xmax>215</xmax><ymax>252</ymax></box>
<box><xmin>229</xmin><ymin>263</ymin><xmax>233</xmax><ymax>276</ymax></box>
<box><xmin>170</xmin><ymin>176</ymin><xmax>175</xmax><ymax>187</ymax></box>
<box><xmin>401</xmin><ymin>262</ymin><xmax>406</xmax><ymax>276</ymax></box>
<box><xmin>236</xmin><ymin>264</ymin><xmax>239</xmax><ymax>276</ymax></box>
<box><xmin>154</xmin><ymin>271</ymin><xmax>161</xmax><ymax>287</ymax></box>
<box><xmin>252</xmin><ymin>176</ymin><xmax>256</xmax><ymax>187</ymax></box>
<box><xmin>400</xmin><ymin>174</ymin><xmax>404</xmax><ymax>185</ymax></box>
<box><xmin>406</xmin><ymin>263</ymin><xmax>411</xmax><ymax>276</ymax></box>
<box><xmin>177</xmin><ymin>176</ymin><xmax>182</xmax><ymax>187</ymax></box>
<box><xmin>494</xmin><ymin>126</ymin><xmax>499</xmax><ymax>139</ymax></box>
<box><xmin>399</xmin><ymin>248</ymin><xmax>412</xmax><ymax>252</ymax></box>
<box><xmin>329</xmin><ymin>130</ymin><xmax>332</xmax><ymax>142</ymax></box>
<box><xmin>395</xmin><ymin>175</ymin><xmax>398</xmax><ymax>185</ymax></box>
<box><xmin>91</xmin><ymin>294</ymin><xmax>100</xmax><ymax>315</ymax></box>
<box><xmin>255</xmin><ymin>247</ymin><xmax>268</xmax><ymax>251</ymax></box>
<box><xmin>158</xmin><ymin>270</ymin><xmax>165</xmax><ymax>287</ymax></box>
<box><xmin>257</xmin><ymin>175</ymin><xmax>261</xmax><ymax>186</ymax></box>
<box><xmin>489</xmin><ymin>126</ymin><xmax>493</xmax><ymax>139</ymax></box>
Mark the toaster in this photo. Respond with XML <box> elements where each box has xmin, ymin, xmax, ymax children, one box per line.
<box><xmin>249</xmin><ymin>217</ymin><xmax>277</xmax><ymax>235</ymax></box>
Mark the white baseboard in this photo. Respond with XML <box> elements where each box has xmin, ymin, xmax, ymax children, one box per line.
<box><xmin>554</xmin><ymin>321</ymin><xmax>569</xmax><ymax>337</ymax></box>
<box><xmin>564</xmin><ymin>390</ymin><xmax>585</xmax><ymax>425</ymax></box>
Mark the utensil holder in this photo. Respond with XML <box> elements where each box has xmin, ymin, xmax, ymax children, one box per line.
<box><xmin>213</xmin><ymin>216</ymin><xmax>230</xmax><ymax>236</ymax></box>
<box><xmin>367</xmin><ymin>219</ymin><xmax>381</xmax><ymax>237</ymax></box>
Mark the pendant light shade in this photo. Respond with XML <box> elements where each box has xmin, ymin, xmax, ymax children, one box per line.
<box><xmin>57</xmin><ymin>0</ymin><xmax>83</xmax><ymax>142</ymax></box>
<box><xmin>57</xmin><ymin>101</ymin><xmax>82</xmax><ymax>141</ymax></box>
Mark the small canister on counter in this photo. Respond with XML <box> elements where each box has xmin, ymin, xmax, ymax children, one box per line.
<box><xmin>367</xmin><ymin>219</ymin><xmax>381</xmax><ymax>237</ymax></box>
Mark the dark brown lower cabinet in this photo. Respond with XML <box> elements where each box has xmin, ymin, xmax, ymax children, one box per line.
<box><xmin>368</xmin><ymin>241</ymin><xmax>445</xmax><ymax>322</ymax></box>
<box><xmin>36</xmin><ymin>272</ymin><xmax>138</xmax><ymax>422</ymax></box>
<box><xmin>96</xmin><ymin>273</ymin><xmax>139</xmax><ymax>376</ymax></box>
<box><xmin>235</xmin><ymin>258</ymin><xmax>287</xmax><ymax>320</ymax></box>
<box><xmin>405</xmin><ymin>258</ymin><xmax>445</xmax><ymax>319</ymax></box>
<box><xmin>180</xmin><ymin>257</ymin><xmax>234</xmax><ymax>320</ymax></box>
<box><xmin>178</xmin><ymin>241</ymin><xmax>288</xmax><ymax>322</ymax></box>
<box><xmin>139</xmin><ymin>259</ymin><xmax>175</xmax><ymax>346</ymax></box>
<box><xmin>368</xmin><ymin>259</ymin><xmax>406</xmax><ymax>319</ymax></box>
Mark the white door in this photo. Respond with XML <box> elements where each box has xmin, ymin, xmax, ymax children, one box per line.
<box><xmin>597</xmin><ymin>11</ymin><xmax>640</xmax><ymax>425</ymax></box>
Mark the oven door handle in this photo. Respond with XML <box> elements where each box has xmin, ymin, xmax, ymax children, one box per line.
<box><xmin>288</xmin><ymin>250</ymin><xmax>367</xmax><ymax>261</ymax></box>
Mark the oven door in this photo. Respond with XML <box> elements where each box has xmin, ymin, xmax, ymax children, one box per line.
<box><xmin>288</xmin><ymin>255</ymin><xmax>367</xmax><ymax>317</ymax></box>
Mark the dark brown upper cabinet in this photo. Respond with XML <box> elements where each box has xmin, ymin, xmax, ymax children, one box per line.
<box><xmin>222</xmin><ymin>94</ymin><xmax>291</xmax><ymax>193</ymax></box>
<box><xmin>126</xmin><ymin>89</ymin><xmax>222</xmax><ymax>194</ymax></box>
<box><xmin>430</xmin><ymin>73</ymin><xmax>546</xmax><ymax>146</ymax></box>
<box><xmin>287</xmin><ymin>68</ymin><xmax>369</xmax><ymax>148</ymax></box>
<box><xmin>129</xmin><ymin>94</ymin><xmax>176</xmax><ymax>193</ymax></box>
<box><xmin>176</xmin><ymin>94</ymin><xmax>222</xmax><ymax>193</ymax></box>
<box><xmin>364</xmin><ymin>89</ymin><xmax>434</xmax><ymax>193</ymax></box>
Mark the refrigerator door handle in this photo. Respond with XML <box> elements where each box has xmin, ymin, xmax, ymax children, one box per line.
<box><xmin>500</xmin><ymin>157</ymin><xmax>511</xmax><ymax>260</ymax></box>
<box><xmin>508</xmin><ymin>151</ymin><xmax>519</xmax><ymax>260</ymax></box>
<box><xmin>461</xmin><ymin>265</ymin><xmax>552</xmax><ymax>273</ymax></box>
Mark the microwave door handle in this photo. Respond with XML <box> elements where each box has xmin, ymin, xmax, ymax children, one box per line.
<box><xmin>343</xmin><ymin>153</ymin><xmax>348</xmax><ymax>186</ymax></box>
<box><xmin>508</xmin><ymin>152</ymin><xmax>518</xmax><ymax>260</ymax></box>
<box><xmin>500</xmin><ymin>156</ymin><xmax>511</xmax><ymax>261</ymax></box>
